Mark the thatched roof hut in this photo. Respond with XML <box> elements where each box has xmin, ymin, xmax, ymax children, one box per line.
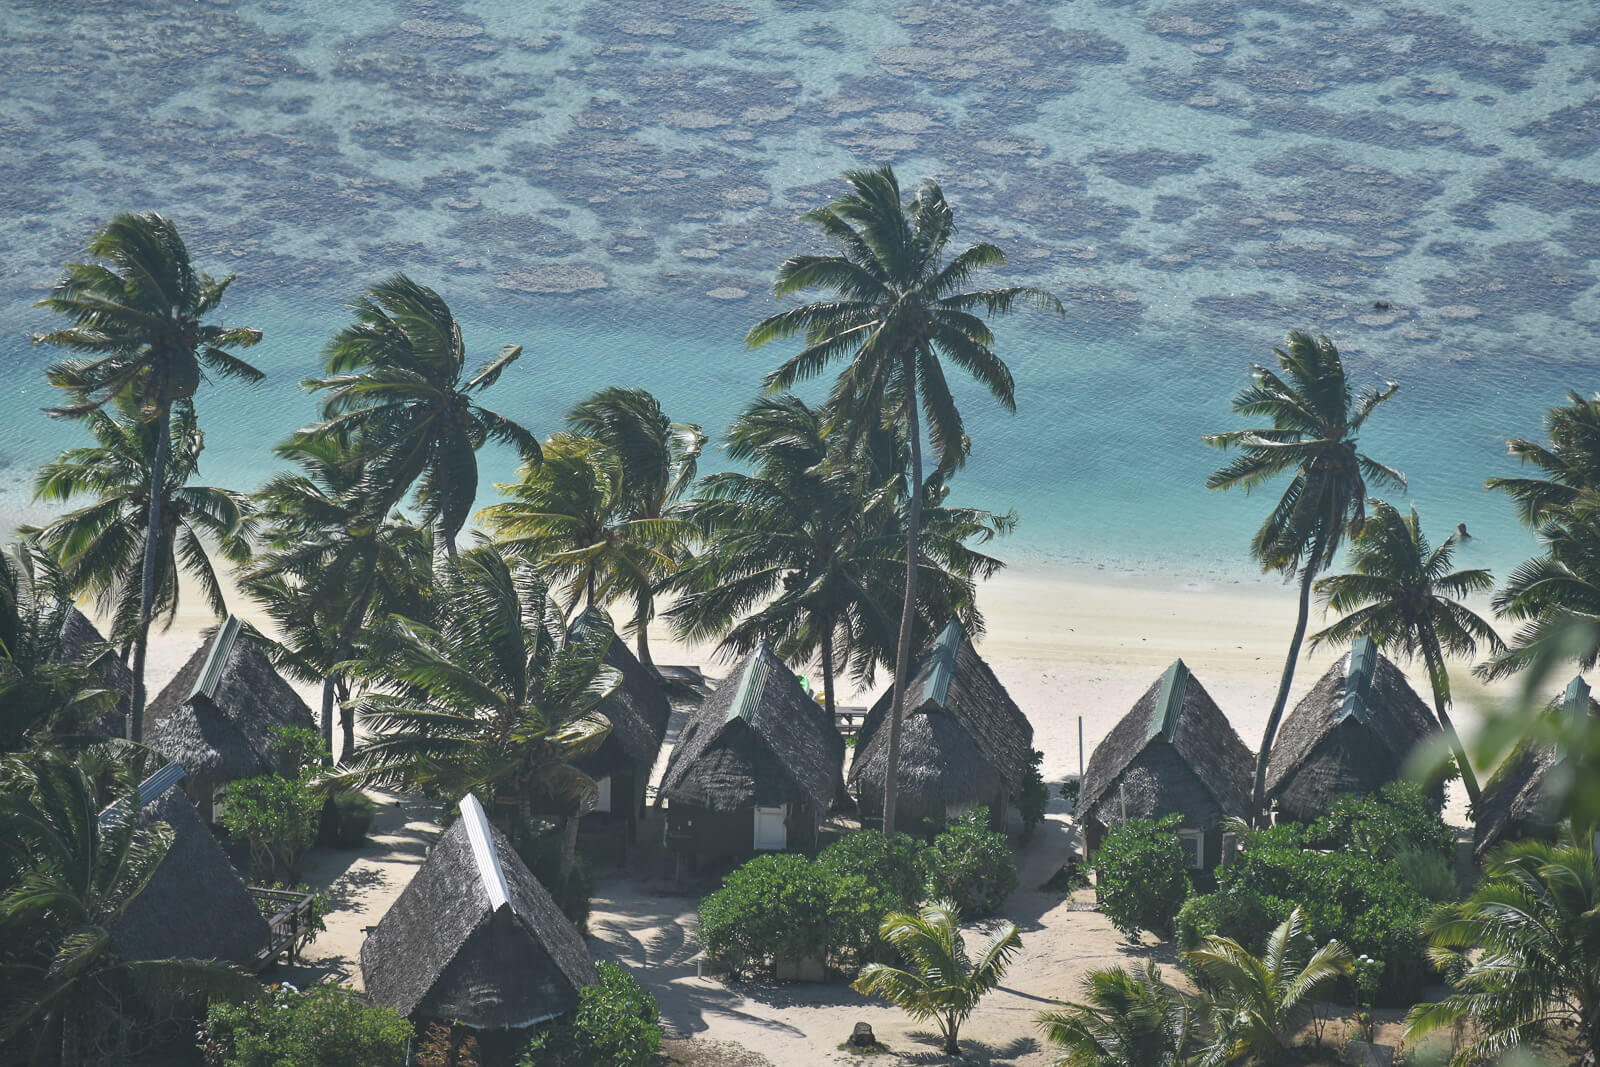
<box><xmin>1473</xmin><ymin>676</ymin><xmax>1596</xmax><ymax>861</ymax></box>
<box><xmin>1265</xmin><ymin>637</ymin><xmax>1443</xmax><ymax>822</ymax></box>
<box><xmin>568</xmin><ymin>608</ymin><xmax>669</xmax><ymax>789</ymax></box>
<box><xmin>107</xmin><ymin>763</ymin><xmax>270</xmax><ymax>967</ymax></box>
<box><xmin>1078</xmin><ymin>659</ymin><xmax>1253</xmax><ymax>861</ymax></box>
<box><xmin>657</xmin><ymin>642</ymin><xmax>844</xmax><ymax>817</ymax></box>
<box><xmin>361</xmin><ymin>794</ymin><xmax>596</xmax><ymax>1029</ymax></box>
<box><xmin>56</xmin><ymin>608</ymin><xmax>133</xmax><ymax>738</ymax></box>
<box><xmin>847</xmin><ymin>620</ymin><xmax>1034</xmax><ymax>830</ymax></box>
<box><xmin>144</xmin><ymin>616</ymin><xmax>316</xmax><ymax>811</ymax></box>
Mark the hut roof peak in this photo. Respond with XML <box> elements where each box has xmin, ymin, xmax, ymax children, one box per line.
<box><xmin>99</xmin><ymin>762</ymin><xmax>187</xmax><ymax>829</ymax></box>
<box><xmin>924</xmin><ymin>619</ymin><xmax>964</xmax><ymax>709</ymax></box>
<box><xmin>1339</xmin><ymin>637</ymin><xmax>1377</xmax><ymax>725</ymax></box>
<box><xmin>459</xmin><ymin>793</ymin><xmax>513</xmax><ymax>915</ymax></box>
<box><xmin>190</xmin><ymin>615</ymin><xmax>242</xmax><ymax>703</ymax></box>
<box><xmin>1150</xmin><ymin>659</ymin><xmax>1190</xmax><ymax>743</ymax></box>
<box><xmin>1564</xmin><ymin>676</ymin><xmax>1591</xmax><ymax>721</ymax></box>
<box><xmin>727</xmin><ymin>643</ymin><xmax>775</xmax><ymax>724</ymax></box>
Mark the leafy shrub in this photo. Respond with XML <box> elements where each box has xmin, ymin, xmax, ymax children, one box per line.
<box><xmin>519</xmin><ymin>961</ymin><xmax>662</xmax><ymax>1067</ymax></box>
<box><xmin>921</xmin><ymin>808</ymin><xmax>1018</xmax><ymax>917</ymax></box>
<box><xmin>269</xmin><ymin>725</ymin><xmax>327</xmax><ymax>776</ymax></box>
<box><xmin>1309</xmin><ymin>782</ymin><xmax>1451</xmax><ymax>861</ymax></box>
<box><xmin>1092</xmin><ymin>814</ymin><xmax>1191</xmax><ymax>940</ymax></box>
<box><xmin>517</xmin><ymin>832</ymin><xmax>594</xmax><ymax>933</ymax></box>
<box><xmin>1060</xmin><ymin>779</ymin><xmax>1081</xmax><ymax>809</ymax></box>
<box><xmin>1174</xmin><ymin>892</ymin><xmax>1221</xmax><ymax>952</ymax></box>
<box><xmin>220</xmin><ymin>773</ymin><xmax>321</xmax><ymax>879</ymax></box>
<box><xmin>1017</xmin><ymin>749</ymin><xmax>1051</xmax><ymax>841</ymax></box>
<box><xmin>323</xmin><ymin>790</ymin><xmax>378</xmax><ymax>848</ymax></box>
<box><xmin>698</xmin><ymin>853</ymin><xmax>830</xmax><ymax>977</ymax></box>
<box><xmin>199</xmin><ymin>983</ymin><xmax>410</xmax><ymax>1067</ymax></box>
<box><xmin>1395</xmin><ymin>846</ymin><xmax>1457</xmax><ymax>903</ymax></box>
<box><xmin>818</xmin><ymin>830</ymin><xmax>923</xmax><ymax>907</ymax></box>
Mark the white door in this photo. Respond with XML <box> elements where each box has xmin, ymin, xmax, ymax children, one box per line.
<box><xmin>593</xmin><ymin>776</ymin><xmax>612</xmax><ymax>814</ymax></box>
<box><xmin>753</xmin><ymin>805</ymin><xmax>788</xmax><ymax>851</ymax></box>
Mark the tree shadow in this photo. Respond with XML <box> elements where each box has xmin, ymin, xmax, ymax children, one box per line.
<box><xmin>897</xmin><ymin>1031</ymin><xmax>1040</xmax><ymax>1064</ymax></box>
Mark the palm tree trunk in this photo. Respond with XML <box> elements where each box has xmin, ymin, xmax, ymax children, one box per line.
<box><xmin>1421</xmin><ymin>636</ymin><xmax>1481</xmax><ymax>805</ymax></box>
<box><xmin>561</xmin><ymin>813</ymin><xmax>579</xmax><ymax>884</ymax></box>
<box><xmin>820</xmin><ymin>627</ymin><xmax>837</xmax><ymax>725</ymax></box>
<box><xmin>329</xmin><ymin>586</ymin><xmax>377</xmax><ymax>764</ymax></box>
<box><xmin>636</xmin><ymin>617</ymin><xmax>655</xmax><ymax>672</ymax></box>
<box><xmin>129</xmin><ymin>392</ymin><xmax>171</xmax><ymax>743</ymax></box>
<box><xmin>883</xmin><ymin>351</ymin><xmax>923</xmax><ymax>835</ymax></box>
<box><xmin>943</xmin><ymin>1014</ymin><xmax>960</xmax><ymax>1054</ymax></box>
<box><xmin>61</xmin><ymin>992</ymin><xmax>81</xmax><ymax>1067</ymax></box>
<box><xmin>319</xmin><ymin>676</ymin><xmax>337</xmax><ymax>768</ymax></box>
<box><xmin>1253</xmin><ymin>554</ymin><xmax>1318</xmax><ymax>824</ymax></box>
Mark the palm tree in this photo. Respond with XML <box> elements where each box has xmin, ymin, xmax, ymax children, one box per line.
<box><xmin>0</xmin><ymin>541</ymin><xmax>121</xmax><ymax>752</ymax></box>
<box><xmin>1205</xmin><ymin>331</ymin><xmax>1403</xmax><ymax>821</ymax></box>
<box><xmin>245</xmin><ymin>434</ymin><xmax>435</xmax><ymax>763</ymax></box>
<box><xmin>748</xmin><ymin>165</ymin><xmax>1061</xmax><ymax>832</ymax></box>
<box><xmin>28</xmin><ymin>402</ymin><xmax>253</xmax><ymax>695</ymax></box>
<box><xmin>0</xmin><ymin>754</ymin><xmax>257</xmax><ymax>1066</ymax></box>
<box><xmin>851</xmin><ymin>898</ymin><xmax>1021</xmax><ymax>1055</ymax></box>
<box><xmin>566</xmin><ymin>387</ymin><xmax>704</xmax><ymax>671</ymax></box>
<box><xmin>1311</xmin><ymin>501</ymin><xmax>1500</xmax><ymax>804</ymax></box>
<box><xmin>1036</xmin><ymin>962</ymin><xmax>1196</xmax><ymax>1067</ymax></box>
<box><xmin>33</xmin><ymin>212</ymin><xmax>263</xmax><ymax>742</ymax></box>
<box><xmin>325</xmin><ymin>541</ymin><xmax>617</xmax><ymax>874</ymax></box>
<box><xmin>1406</xmin><ymin>839</ymin><xmax>1600</xmax><ymax>1065</ymax></box>
<box><xmin>1186</xmin><ymin>906</ymin><xmax>1353</xmax><ymax>1066</ymax></box>
<box><xmin>1487</xmin><ymin>390</ymin><xmax>1600</xmax><ymax>526</ymax></box>
<box><xmin>301</xmin><ymin>274</ymin><xmax>539</xmax><ymax>559</ymax></box>
<box><xmin>667</xmin><ymin>394</ymin><xmax>1008</xmax><ymax>722</ymax></box>
<box><xmin>478</xmin><ymin>433</ymin><xmax>688</xmax><ymax>630</ymax></box>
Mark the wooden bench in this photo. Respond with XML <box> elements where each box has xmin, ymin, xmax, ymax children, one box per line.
<box><xmin>247</xmin><ymin>886</ymin><xmax>319</xmax><ymax>972</ymax></box>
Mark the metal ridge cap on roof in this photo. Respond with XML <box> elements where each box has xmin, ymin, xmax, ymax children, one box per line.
<box><xmin>1563</xmin><ymin>675</ymin><xmax>1591</xmax><ymax>719</ymax></box>
<box><xmin>459</xmin><ymin>793</ymin><xmax>513</xmax><ymax>915</ymax></box>
<box><xmin>1149</xmin><ymin>659</ymin><xmax>1189</xmax><ymax>743</ymax></box>
<box><xmin>98</xmin><ymin>762</ymin><xmax>186</xmax><ymax>828</ymax></box>
<box><xmin>727</xmin><ymin>645</ymin><xmax>772</xmax><ymax>724</ymax></box>
<box><xmin>190</xmin><ymin>615</ymin><xmax>242</xmax><ymax>703</ymax></box>
<box><xmin>924</xmin><ymin>619</ymin><xmax>963</xmax><ymax>709</ymax></box>
<box><xmin>1339</xmin><ymin>636</ymin><xmax>1376</xmax><ymax>724</ymax></box>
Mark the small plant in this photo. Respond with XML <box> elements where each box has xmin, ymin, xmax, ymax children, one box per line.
<box><xmin>220</xmin><ymin>773</ymin><xmax>321</xmax><ymax>879</ymax></box>
<box><xmin>199</xmin><ymin>982</ymin><xmax>411</xmax><ymax>1067</ymax></box>
<box><xmin>1017</xmin><ymin>749</ymin><xmax>1051</xmax><ymax>842</ymax></box>
<box><xmin>818</xmin><ymin>830</ymin><xmax>923</xmax><ymax>907</ymax></box>
<box><xmin>920</xmin><ymin>808</ymin><xmax>1018</xmax><ymax>917</ymax></box>
<box><xmin>269</xmin><ymin>725</ymin><xmax>327</xmax><ymax>777</ymax></box>
<box><xmin>698</xmin><ymin>853</ymin><xmax>830</xmax><ymax>978</ymax></box>
<box><xmin>1352</xmin><ymin>955</ymin><xmax>1385</xmax><ymax>1009</ymax></box>
<box><xmin>1092</xmin><ymin>814</ymin><xmax>1191</xmax><ymax>940</ymax></box>
<box><xmin>520</xmin><ymin>961</ymin><xmax>662</xmax><ymax>1067</ymax></box>
<box><xmin>1060</xmin><ymin>778</ymin><xmax>1081</xmax><ymax>810</ymax></box>
<box><xmin>323</xmin><ymin>790</ymin><xmax>378</xmax><ymax>848</ymax></box>
<box><xmin>1036</xmin><ymin>961</ymin><xmax>1195</xmax><ymax>1066</ymax></box>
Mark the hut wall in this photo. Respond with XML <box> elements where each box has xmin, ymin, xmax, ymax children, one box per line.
<box><xmin>666</xmin><ymin>804</ymin><xmax>755</xmax><ymax>866</ymax></box>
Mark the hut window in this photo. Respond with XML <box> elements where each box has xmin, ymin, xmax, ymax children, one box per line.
<box><xmin>1221</xmin><ymin>831</ymin><xmax>1241</xmax><ymax>864</ymax></box>
<box><xmin>1177</xmin><ymin>830</ymin><xmax>1204</xmax><ymax>870</ymax></box>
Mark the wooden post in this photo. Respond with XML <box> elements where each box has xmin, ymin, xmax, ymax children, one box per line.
<box><xmin>1078</xmin><ymin>716</ymin><xmax>1084</xmax><ymax>780</ymax></box>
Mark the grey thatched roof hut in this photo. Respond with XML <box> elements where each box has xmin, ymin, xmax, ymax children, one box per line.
<box><xmin>568</xmin><ymin>608</ymin><xmax>669</xmax><ymax>791</ymax></box>
<box><xmin>107</xmin><ymin>763</ymin><xmax>269</xmax><ymax>968</ymax></box>
<box><xmin>144</xmin><ymin>616</ymin><xmax>316</xmax><ymax>814</ymax></box>
<box><xmin>847</xmin><ymin>620</ymin><xmax>1034</xmax><ymax>830</ymax></box>
<box><xmin>1265</xmin><ymin>637</ymin><xmax>1443</xmax><ymax>823</ymax></box>
<box><xmin>657</xmin><ymin>642</ymin><xmax>844</xmax><ymax>816</ymax></box>
<box><xmin>361</xmin><ymin>794</ymin><xmax>596</xmax><ymax>1029</ymax></box>
<box><xmin>1473</xmin><ymin>676</ymin><xmax>1596</xmax><ymax>861</ymax></box>
<box><xmin>1078</xmin><ymin>659</ymin><xmax>1254</xmax><ymax>863</ymax></box>
<box><xmin>57</xmin><ymin>608</ymin><xmax>133</xmax><ymax>738</ymax></box>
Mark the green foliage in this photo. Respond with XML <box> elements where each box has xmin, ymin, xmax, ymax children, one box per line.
<box><xmin>219</xmin><ymin>773</ymin><xmax>321</xmax><ymax>880</ymax></box>
<box><xmin>249</xmin><ymin>884</ymin><xmax>330</xmax><ymax>948</ymax></box>
<box><xmin>324</xmin><ymin>790</ymin><xmax>378</xmax><ymax>848</ymax></box>
<box><xmin>698</xmin><ymin>853</ymin><xmax>831</xmax><ymax>978</ymax></box>
<box><xmin>921</xmin><ymin>808</ymin><xmax>1018</xmax><ymax>918</ymax></box>
<box><xmin>517</xmin><ymin>831</ymin><xmax>594</xmax><ymax>933</ymax></box>
<box><xmin>414</xmin><ymin>1023</ymin><xmax>480</xmax><ymax>1067</ymax></box>
<box><xmin>818</xmin><ymin>830</ymin><xmax>924</xmax><ymax>907</ymax></box>
<box><xmin>1309</xmin><ymin>781</ymin><xmax>1453</xmax><ymax>861</ymax></box>
<box><xmin>1173</xmin><ymin>893</ymin><xmax>1221</xmax><ymax>953</ymax></box>
<box><xmin>1036</xmin><ymin>961</ymin><xmax>1196</xmax><ymax>1067</ymax></box>
<box><xmin>1091</xmin><ymin>814</ymin><xmax>1191</xmax><ymax>940</ymax></box>
<box><xmin>269</xmin><ymin>725</ymin><xmax>326</xmax><ymax>777</ymax></box>
<box><xmin>1395</xmin><ymin>846</ymin><xmax>1458</xmax><ymax>903</ymax></box>
<box><xmin>1060</xmin><ymin>778</ymin><xmax>1081</xmax><ymax>808</ymax></box>
<box><xmin>1017</xmin><ymin>749</ymin><xmax>1051</xmax><ymax>841</ymax></box>
<box><xmin>519</xmin><ymin>961</ymin><xmax>662</xmax><ymax>1067</ymax></box>
<box><xmin>199</xmin><ymin>983</ymin><xmax>411</xmax><ymax>1067</ymax></box>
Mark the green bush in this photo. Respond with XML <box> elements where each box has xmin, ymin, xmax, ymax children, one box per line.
<box><xmin>1173</xmin><ymin>892</ymin><xmax>1222</xmax><ymax>952</ymax></box>
<box><xmin>698</xmin><ymin>853</ymin><xmax>831</xmax><ymax>977</ymax></box>
<box><xmin>517</xmin><ymin>832</ymin><xmax>595</xmax><ymax>934</ymax></box>
<box><xmin>921</xmin><ymin>808</ymin><xmax>1018</xmax><ymax>917</ymax></box>
<box><xmin>1017</xmin><ymin>749</ymin><xmax>1051</xmax><ymax>841</ymax></box>
<box><xmin>1395</xmin><ymin>846</ymin><xmax>1458</xmax><ymax>903</ymax></box>
<box><xmin>1091</xmin><ymin>814</ymin><xmax>1191</xmax><ymax>940</ymax></box>
<box><xmin>1309</xmin><ymin>782</ymin><xmax>1452</xmax><ymax>861</ymax></box>
<box><xmin>219</xmin><ymin>773</ymin><xmax>321</xmax><ymax>879</ymax></box>
<box><xmin>324</xmin><ymin>790</ymin><xmax>378</xmax><ymax>848</ymax></box>
<box><xmin>519</xmin><ymin>961</ymin><xmax>662</xmax><ymax>1067</ymax></box>
<box><xmin>199</xmin><ymin>983</ymin><xmax>410</xmax><ymax>1067</ymax></box>
<box><xmin>817</xmin><ymin>830</ymin><xmax>923</xmax><ymax>907</ymax></box>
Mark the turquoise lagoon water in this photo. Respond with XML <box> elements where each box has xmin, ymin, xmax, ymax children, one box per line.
<box><xmin>1</xmin><ymin>0</ymin><xmax>1597</xmax><ymax>583</ymax></box>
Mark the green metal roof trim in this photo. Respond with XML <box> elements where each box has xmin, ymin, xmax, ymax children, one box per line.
<box><xmin>189</xmin><ymin>615</ymin><xmax>241</xmax><ymax>703</ymax></box>
<box><xmin>1339</xmin><ymin>636</ymin><xmax>1376</xmax><ymax>724</ymax></box>
<box><xmin>1564</xmin><ymin>675</ymin><xmax>1591</xmax><ymax>719</ymax></box>
<box><xmin>924</xmin><ymin>619</ymin><xmax>964</xmax><ymax>709</ymax></box>
<box><xmin>727</xmin><ymin>645</ymin><xmax>772</xmax><ymax>724</ymax></box>
<box><xmin>1149</xmin><ymin>659</ymin><xmax>1190</xmax><ymax>743</ymax></box>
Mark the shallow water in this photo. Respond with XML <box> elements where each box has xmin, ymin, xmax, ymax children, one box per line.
<box><xmin>1</xmin><ymin>0</ymin><xmax>1596</xmax><ymax>582</ymax></box>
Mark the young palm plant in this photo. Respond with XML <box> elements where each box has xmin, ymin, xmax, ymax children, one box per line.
<box><xmin>1406</xmin><ymin>838</ymin><xmax>1600</xmax><ymax>1065</ymax></box>
<box><xmin>33</xmin><ymin>212</ymin><xmax>263</xmax><ymax>742</ymax></box>
<box><xmin>851</xmin><ymin>898</ymin><xmax>1021</xmax><ymax>1055</ymax></box>
<box><xmin>1185</xmin><ymin>906</ymin><xmax>1353</xmax><ymax>1066</ymax></box>
<box><xmin>1205</xmin><ymin>331</ymin><xmax>1403</xmax><ymax>820</ymax></box>
<box><xmin>748</xmin><ymin>165</ymin><xmax>1060</xmax><ymax>832</ymax></box>
<box><xmin>0</xmin><ymin>754</ymin><xmax>257</xmax><ymax>1066</ymax></box>
<box><xmin>1311</xmin><ymin>500</ymin><xmax>1501</xmax><ymax>803</ymax></box>
<box><xmin>301</xmin><ymin>274</ymin><xmax>539</xmax><ymax>559</ymax></box>
<box><xmin>1036</xmin><ymin>961</ymin><xmax>1196</xmax><ymax>1067</ymax></box>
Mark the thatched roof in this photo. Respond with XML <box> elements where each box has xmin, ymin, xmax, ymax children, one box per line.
<box><xmin>1473</xmin><ymin>676</ymin><xmax>1596</xmax><ymax>861</ymax></box>
<box><xmin>56</xmin><ymin>609</ymin><xmax>133</xmax><ymax>738</ymax></box>
<box><xmin>144</xmin><ymin>616</ymin><xmax>316</xmax><ymax>788</ymax></box>
<box><xmin>657</xmin><ymin>642</ymin><xmax>845</xmax><ymax>814</ymax></box>
<box><xmin>1078</xmin><ymin>659</ymin><xmax>1254</xmax><ymax>831</ymax></box>
<box><xmin>847</xmin><ymin>620</ymin><xmax>1035</xmax><ymax>816</ymax></box>
<box><xmin>361</xmin><ymin>794</ymin><xmax>596</xmax><ymax>1029</ymax></box>
<box><xmin>569</xmin><ymin>609</ymin><xmax>668</xmax><ymax>780</ymax></box>
<box><xmin>109</xmin><ymin>764</ymin><xmax>269</xmax><ymax>967</ymax></box>
<box><xmin>1265</xmin><ymin>637</ymin><xmax>1443</xmax><ymax>821</ymax></box>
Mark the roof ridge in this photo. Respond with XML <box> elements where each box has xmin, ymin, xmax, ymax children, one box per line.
<box><xmin>98</xmin><ymin>762</ymin><xmax>186</xmax><ymax>828</ymax></box>
<box><xmin>1339</xmin><ymin>636</ymin><xmax>1376</xmax><ymax>725</ymax></box>
<box><xmin>924</xmin><ymin>619</ymin><xmax>963</xmax><ymax>708</ymax></box>
<box><xmin>459</xmin><ymin>793</ymin><xmax>513</xmax><ymax>915</ymax></box>
<box><xmin>1149</xmin><ymin>659</ymin><xmax>1189</xmax><ymax>743</ymax></box>
<box><xmin>727</xmin><ymin>643</ymin><xmax>772</xmax><ymax>724</ymax></box>
<box><xmin>1563</xmin><ymin>675</ymin><xmax>1590</xmax><ymax>720</ymax></box>
<box><xmin>190</xmin><ymin>615</ymin><xmax>242</xmax><ymax>703</ymax></box>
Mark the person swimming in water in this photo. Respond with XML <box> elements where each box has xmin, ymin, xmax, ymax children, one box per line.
<box><xmin>1457</xmin><ymin>522</ymin><xmax>1472</xmax><ymax>540</ymax></box>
